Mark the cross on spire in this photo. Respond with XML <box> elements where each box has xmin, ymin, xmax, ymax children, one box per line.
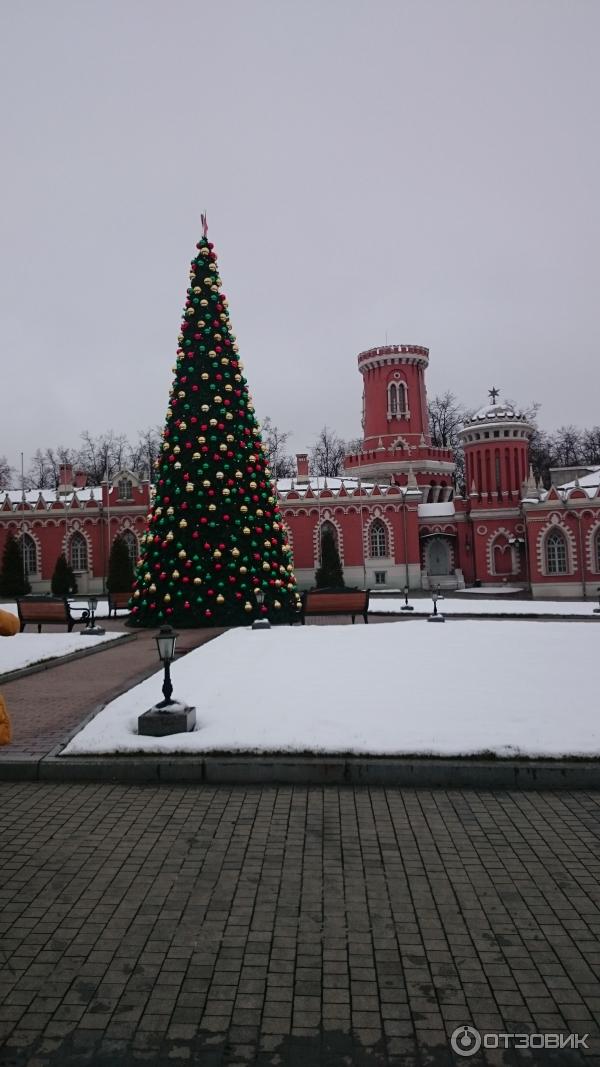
<box><xmin>488</xmin><ymin>386</ymin><xmax>500</xmax><ymax>405</ymax></box>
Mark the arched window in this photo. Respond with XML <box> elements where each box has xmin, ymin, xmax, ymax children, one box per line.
<box><xmin>320</xmin><ymin>520</ymin><xmax>338</xmax><ymax>555</ymax></box>
<box><xmin>369</xmin><ymin>520</ymin><xmax>388</xmax><ymax>558</ymax></box>
<box><xmin>121</xmin><ymin>529</ymin><xmax>138</xmax><ymax>566</ymax></box>
<box><xmin>546</xmin><ymin>530</ymin><xmax>567</xmax><ymax>574</ymax></box>
<box><xmin>19</xmin><ymin>534</ymin><xmax>37</xmax><ymax>575</ymax></box>
<box><xmin>70</xmin><ymin>532</ymin><xmax>88</xmax><ymax>571</ymax></box>
<box><xmin>387</xmin><ymin>381</ymin><xmax>409</xmax><ymax>419</ymax></box>
<box><xmin>594</xmin><ymin>529</ymin><xmax>600</xmax><ymax>572</ymax></box>
<box><xmin>118</xmin><ymin>478</ymin><xmax>133</xmax><ymax>500</ymax></box>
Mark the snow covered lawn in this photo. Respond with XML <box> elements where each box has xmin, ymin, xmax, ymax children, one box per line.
<box><xmin>0</xmin><ymin>632</ymin><xmax>123</xmax><ymax>677</ymax></box>
<box><xmin>62</xmin><ymin>622</ymin><xmax>600</xmax><ymax>758</ymax></box>
<box><xmin>373</xmin><ymin>597</ymin><xmax>597</xmax><ymax>616</ymax></box>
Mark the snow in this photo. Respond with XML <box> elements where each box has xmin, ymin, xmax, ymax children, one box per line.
<box><xmin>373</xmin><ymin>597</ymin><xmax>596</xmax><ymax>616</ymax></box>
<box><xmin>418</xmin><ymin>502</ymin><xmax>455</xmax><ymax>517</ymax></box>
<box><xmin>0</xmin><ymin>631</ymin><xmax>122</xmax><ymax>676</ymax></box>
<box><xmin>61</xmin><ymin>621</ymin><xmax>600</xmax><ymax>758</ymax></box>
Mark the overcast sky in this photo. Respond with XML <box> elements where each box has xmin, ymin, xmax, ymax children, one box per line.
<box><xmin>2</xmin><ymin>0</ymin><xmax>599</xmax><ymax>476</ymax></box>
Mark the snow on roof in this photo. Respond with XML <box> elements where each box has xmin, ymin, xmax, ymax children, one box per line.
<box><xmin>276</xmin><ymin>476</ymin><xmax>375</xmax><ymax>495</ymax></box>
<box><xmin>466</xmin><ymin>400</ymin><xmax>527</xmax><ymax>423</ymax></box>
<box><xmin>418</xmin><ymin>502</ymin><xmax>456</xmax><ymax>517</ymax></box>
<box><xmin>556</xmin><ymin>467</ymin><xmax>600</xmax><ymax>493</ymax></box>
<box><xmin>3</xmin><ymin>486</ymin><xmax>99</xmax><ymax>506</ymax></box>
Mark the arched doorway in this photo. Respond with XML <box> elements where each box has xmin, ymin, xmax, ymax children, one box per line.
<box><xmin>427</xmin><ymin>537</ymin><xmax>451</xmax><ymax>576</ymax></box>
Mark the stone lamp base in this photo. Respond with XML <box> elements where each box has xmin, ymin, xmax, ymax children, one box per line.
<box><xmin>138</xmin><ymin>704</ymin><xmax>196</xmax><ymax>737</ymax></box>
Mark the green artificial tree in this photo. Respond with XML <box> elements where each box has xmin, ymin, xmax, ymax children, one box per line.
<box><xmin>107</xmin><ymin>535</ymin><xmax>134</xmax><ymax>593</ymax></box>
<box><xmin>315</xmin><ymin>527</ymin><xmax>345</xmax><ymax>589</ymax></box>
<box><xmin>0</xmin><ymin>533</ymin><xmax>30</xmax><ymax>596</ymax></box>
<box><xmin>130</xmin><ymin>221</ymin><xmax>299</xmax><ymax>627</ymax></box>
<box><xmin>51</xmin><ymin>554</ymin><xmax>78</xmax><ymax>595</ymax></box>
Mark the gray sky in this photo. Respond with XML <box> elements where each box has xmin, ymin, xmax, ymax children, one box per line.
<box><xmin>2</xmin><ymin>0</ymin><xmax>599</xmax><ymax>476</ymax></box>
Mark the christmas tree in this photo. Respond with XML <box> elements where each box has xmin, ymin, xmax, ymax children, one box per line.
<box><xmin>130</xmin><ymin>220</ymin><xmax>299</xmax><ymax>628</ymax></box>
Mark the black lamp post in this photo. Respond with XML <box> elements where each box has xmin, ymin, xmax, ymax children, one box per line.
<box><xmin>428</xmin><ymin>584</ymin><xmax>445</xmax><ymax>623</ymax></box>
<box><xmin>138</xmin><ymin>624</ymin><xmax>196</xmax><ymax>735</ymax></box>
<box><xmin>400</xmin><ymin>584</ymin><xmax>414</xmax><ymax>612</ymax></box>
<box><xmin>155</xmin><ymin>624</ymin><xmax>179</xmax><ymax>707</ymax></box>
<box><xmin>594</xmin><ymin>587</ymin><xmax>600</xmax><ymax>615</ymax></box>
<box><xmin>82</xmin><ymin>594</ymin><xmax>105</xmax><ymax>636</ymax></box>
<box><xmin>252</xmin><ymin>587</ymin><xmax>271</xmax><ymax>630</ymax></box>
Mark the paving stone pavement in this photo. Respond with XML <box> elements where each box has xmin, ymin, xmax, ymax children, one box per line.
<box><xmin>1</xmin><ymin>784</ymin><xmax>599</xmax><ymax>1066</ymax></box>
<box><xmin>0</xmin><ymin>623</ymin><xmax>225</xmax><ymax>761</ymax></box>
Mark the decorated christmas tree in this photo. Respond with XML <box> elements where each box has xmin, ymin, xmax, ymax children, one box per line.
<box><xmin>130</xmin><ymin>220</ymin><xmax>299</xmax><ymax>628</ymax></box>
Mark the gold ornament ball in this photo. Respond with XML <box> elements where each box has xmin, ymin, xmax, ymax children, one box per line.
<box><xmin>240</xmin><ymin>505</ymin><xmax>248</xmax><ymax>513</ymax></box>
<box><xmin>201</xmin><ymin>404</ymin><xmax>209</xmax><ymax>412</ymax></box>
<box><xmin>216</xmin><ymin>471</ymin><xmax>224</xmax><ymax>480</ymax></box>
<box><xmin>274</xmin><ymin>601</ymin><xmax>281</xmax><ymax>609</ymax></box>
<box><xmin>262</xmin><ymin>562</ymin><xmax>270</xmax><ymax>571</ymax></box>
<box><xmin>178</xmin><ymin>549</ymin><xmax>187</xmax><ymax>559</ymax></box>
<box><xmin>201</xmin><ymin>372</ymin><xmax>209</xmax><ymax>380</ymax></box>
<box><xmin>193</xmin><ymin>577</ymin><xmax>202</xmax><ymax>585</ymax></box>
<box><xmin>186</xmin><ymin>483</ymin><xmax>194</xmax><ymax>492</ymax></box>
<box><xmin>172</xmin><ymin>570</ymin><xmax>180</xmax><ymax>579</ymax></box>
<box><xmin>210</xmin><ymin>418</ymin><xmax>217</xmax><ymax>426</ymax></box>
<box><xmin>244</xmin><ymin>602</ymin><xmax>253</xmax><ymax>612</ymax></box>
<box><xmin>242</xmin><ymin>526</ymin><xmax>251</xmax><ymax>535</ymax></box>
<box><xmin>193</xmin><ymin>452</ymin><xmax>201</xmax><ymax>460</ymax></box>
<box><xmin>179</xmin><ymin>519</ymin><xmax>188</xmax><ymax>528</ymax></box>
<box><xmin>179</xmin><ymin>421</ymin><xmax>187</xmax><ymax>430</ymax></box>
<box><xmin>231</xmin><ymin>548</ymin><xmax>240</xmax><ymax>557</ymax></box>
<box><xmin>167</xmin><ymin>507</ymin><xmax>174</xmax><ymax>515</ymax></box>
<box><xmin>174</xmin><ymin>462</ymin><xmax>182</xmax><ymax>470</ymax></box>
<box><xmin>208</xmin><ymin>504</ymin><xmax>216</xmax><ymax>511</ymax></box>
<box><xmin>213</xmin><ymin>549</ymin><xmax>222</xmax><ymax>558</ymax></box>
<box><xmin>216</xmin><ymin>594</ymin><xmax>225</xmax><ymax>604</ymax></box>
<box><xmin>197</xmin><ymin>436</ymin><xmax>206</xmax><ymax>444</ymax></box>
<box><xmin>164</xmin><ymin>593</ymin><xmax>171</xmax><ymax>602</ymax></box>
<box><xmin>178</xmin><ymin>390</ymin><xmax>186</xmax><ymax>399</ymax></box>
<box><xmin>240</xmin><ymin>565</ymin><xmax>247</xmax><ymax>574</ymax></box>
<box><xmin>166</xmin><ymin>531</ymin><xmax>174</xmax><ymax>540</ymax></box>
<box><xmin>173</xmin><ymin>445</ymin><xmax>181</xmax><ymax>454</ymax></box>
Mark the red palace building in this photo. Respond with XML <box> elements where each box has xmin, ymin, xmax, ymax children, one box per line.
<box><xmin>2</xmin><ymin>342</ymin><xmax>600</xmax><ymax>600</ymax></box>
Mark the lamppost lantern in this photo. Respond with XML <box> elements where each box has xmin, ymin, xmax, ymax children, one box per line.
<box><xmin>252</xmin><ymin>587</ymin><xmax>271</xmax><ymax>630</ymax></box>
<box><xmin>155</xmin><ymin>623</ymin><xmax>178</xmax><ymax>666</ymax></box>
<box><xmin>401</xmin><ymin>583</ymin><xmax>414</xmax><ymax>612</ymax></box>
<box><xmin>428</xmin><ymin>584</ymin><xmax>446</xmax><ymax>623</ymax></box>
<box><xmin>138</xmin><ymin>624</ymin><xmax>196</xmax><ymax>736</ymax></box>
<box><xmin>81</xmin><ymin>593</ymin><xmax>105</xmax><ymax>636</ymax></box>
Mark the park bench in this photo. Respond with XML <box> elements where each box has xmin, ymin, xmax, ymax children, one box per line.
<box><xmin>107</xmin><ymin>590</ymin><xmax>132</xmax><ymax>617</ymax></box>
<box><xmin>300</xmin><ymin>589</ymin><xmax>370</xmax><ymax>624</ymax></box>
<box><xmin>16</xmin><ymin>596</ymin><xmax>86</xmax><ymax>634</ymax></box>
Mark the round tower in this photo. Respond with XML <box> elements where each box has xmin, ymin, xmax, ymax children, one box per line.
<box><xmin>358</xmin><ymin>343</ymin><xmax>431</xmax><ymax>449</ymax></box>
<box><xmin>459</xmin><ymin>393</ymin><xmax>533</xmax><ymax>504</ymax></box>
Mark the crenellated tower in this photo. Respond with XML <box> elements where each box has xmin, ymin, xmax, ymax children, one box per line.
<box><xmin>343</xmin><ymin>344</ymin><xmax>455</xmax><ymax>498</ymax></box>
<box><xmin>459</xmin><ymin>393</ymin><xmax>533</xmax><ymax>505</ymax></box>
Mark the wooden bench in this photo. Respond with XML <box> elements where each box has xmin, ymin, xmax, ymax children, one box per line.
<box><xmin>16</xmin><ymin>596</ymin><xmax>85</xmax><ymax>634</ymax></box>
<box><xmin>300</xmin><ymin>589</ymin><xmax>370</xmax><ymax>624</ymax></box>
<box><xmin>107</xmin><ymin>591</ymin><xmax>132</xmax><ymax>617</ymax></box>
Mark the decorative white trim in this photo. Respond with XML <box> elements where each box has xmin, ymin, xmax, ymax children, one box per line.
<box><xmin>365</xmin><ymin>510</ymin><xmax>395</xmax><ymax>560</ymax></box>
<box><xmin>486</xmin><ymin>526</ymin><xmax>519</xmax><ymax>576</ymax></box>
<box><xmin>586</xmin><ymin>520</ymin><xmax>600</xmax><ymax>574</ymax></box>
<box><xmin>313</xmin><ymin>510</ymin><xmax>345</xmax><ymax>565</ymax></box>
<box><xmin>536</xmin><ymin>515</ymin><xmax>576</xmax><ymax>576</ymax></box>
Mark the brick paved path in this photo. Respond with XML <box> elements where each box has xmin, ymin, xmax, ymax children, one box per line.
<box><xmin>1</xmin><ymin>784</ymin><xmax>599</xmax><ymax>1066</ymax></box>
<box><xmin>0</xmin><ymin>623</ymin><xmax>225</xmax><ymax>761</ymax></box>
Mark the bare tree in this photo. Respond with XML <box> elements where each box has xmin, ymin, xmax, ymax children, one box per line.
<box><xmin>581</xmin><ymin>427</ymin><xmax>600</xmax><ymax>465</ymax></box>
<box><xmin>0</xmin><ymin>456</ymin><xmax>13</xmax><ymax>490</ymax></box>
<box><xmin>78</xmin><ymin>430</ymin><xmax>129</xmax><ymax>484</ymax></box>
<box><xmin>261</xmin><ymin>417</ymin><xmax>295</xmax><ymax>478</ymax></box>
<box><xmin>310</xmin><ymin>427</ymin><xmax>346</xmax><ymax>478</ymax></box>
<box><xmin>26</xmin><ymin>447</ymin><xmax>78</xmax><ymax>490</ymax></box>
<box><xmin>128</xmin><ymin>426</ymin><xmax>163</xmax><ymax>481</ymax></box>
<box><xmin>427</xmin><ymin>391</ymin><xmax>470</xmax><ymax>493</ymax></box>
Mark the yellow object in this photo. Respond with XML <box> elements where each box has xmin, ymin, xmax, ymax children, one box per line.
<box><xmin>0</xmin><ymin>609</ymin><xmax>19</xmax><ymax>637</ymax></box>
<box><xmin>0</xmin><ymin>695</ymin><xmax>12</xmax><ymax>746</ymax></box>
